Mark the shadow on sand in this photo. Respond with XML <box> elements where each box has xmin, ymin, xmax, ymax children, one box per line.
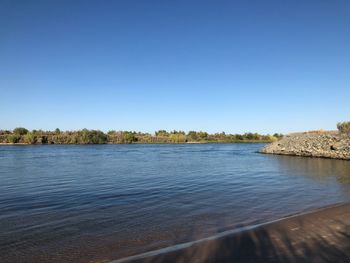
<box><xmin>115</xmin><ymin>203</ymin><xmax>350</xmax><ymax>263</ymax></box>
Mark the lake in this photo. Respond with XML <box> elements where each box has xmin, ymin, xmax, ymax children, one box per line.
<box><xmin>1</xmin><ymin>144</ymin><xmax>350</xmax><ymax>262</ymax></box>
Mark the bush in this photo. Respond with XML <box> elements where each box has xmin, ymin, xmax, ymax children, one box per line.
<box><xmin>122</xmin><ymin>132</ymin><xmax>138</xmax><ymax>144</ymax></box>
<box><xmin>169</xmin><ymin>133</ymin><xmax>186</xmax><ymax>143</ymax></box>
<box><xmin>7</xmin><ymin>134</ymin><xmax>21</xmax><ymax>143</ymax></box>
<box><xmin>273</xmin><ymin>133</ymin><xmax>283</xmax><ymax>139</ymax></box>
<box><xmin>24</xmin><ymin>133</ymin><xmax>37</xmax><ymax>144</ymax></box>
<box><xmin>337</xmin><ymin>122</ymin><xmax>350</xmax><ymax>134</ymax></box>
<box><xmin>76</xmin><ymin>129</ymin><xmax>107</xmax><ymax>144</ymax></box>
<box><xmin>41</xmin><ymin>136</ymin><xmax>48</xmax><ymax>144</ymax></box>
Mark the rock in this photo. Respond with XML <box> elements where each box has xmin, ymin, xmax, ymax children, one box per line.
<box><xmin>260</xmin><ymin>131</ymin><xmax>350</xmax><ymax>160</ymax></box>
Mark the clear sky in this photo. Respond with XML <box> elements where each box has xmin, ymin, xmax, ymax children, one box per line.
<box><xmin>1</xmin><ymin>0</ymin><xmax>349</xmax><ymax>134</ymax></box>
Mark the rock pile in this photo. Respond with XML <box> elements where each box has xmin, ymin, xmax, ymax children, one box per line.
<box><xmin>260</xmin><ymin>131</ymin><xmax>350</xmax><ymax>160</ymax></box>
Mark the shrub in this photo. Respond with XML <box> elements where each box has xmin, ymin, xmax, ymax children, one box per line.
<box><xmin>7</xmin><ymin>134</ymin><xmax>21</xmax><ymax>143</ymax></box>
<box><xmin>122</xmin><ymin>132</ymin><xmax>138</xmax><ymax>144</ymax></box>
<box><xmin>169</xmin><ymin>133</ymin><xmax>186</xmax><ymax>143</ymax></box>
<box><xmin>337</xmin><ymin>122</ymin><xmax>350</xmax><ymax>134</ymax></box>
<box><xmin>273</xmin><ymin>133</ymin><xmax>283</xmax><ymax>139</ymax></box>
<box><xmin>41</xmin><ymin>136</ymin><xmax>48</xmax><ymax>144</ymax></box>
<box><xmin>76</xmin><ymin>129</ymin><xmax>107</xmax><ymax>144</ymax></box>
<box><xmin>24</xmin><ymin>133</ymin><xmax>37</xmax><ymax>144</ymax></box>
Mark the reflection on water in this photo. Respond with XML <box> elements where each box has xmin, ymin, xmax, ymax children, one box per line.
<box><xmin>0</xmin><ymin>144</ymin><xmax>349</xmax><ymax>263</ymax></box>
<box><xmin>271</xmin><ymin>155</ymin><xmax>350</xmax><ymax>185</ymax></box>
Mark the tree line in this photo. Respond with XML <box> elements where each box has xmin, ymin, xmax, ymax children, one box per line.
<box><xmin>0</xmin><ymin>127</ymin><xmax>283</xmax><ymax>144</ymax></box>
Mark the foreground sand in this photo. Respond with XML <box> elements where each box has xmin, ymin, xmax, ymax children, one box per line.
<box><xmin>112</xmin><ymin>203</ymin><xmax>350</xmax><ymax>263</ymax></box>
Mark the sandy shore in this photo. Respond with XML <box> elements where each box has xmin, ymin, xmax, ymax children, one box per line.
<box><xmin>111</xmin><ymin>203</ymin><xmax>350</xmax><ymax>263</ymax></box>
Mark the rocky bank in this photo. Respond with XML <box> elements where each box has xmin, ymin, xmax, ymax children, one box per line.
<box><xmin>260</xmin><ymin>131</ymin><xmax>350</xmax><ymax>160</ymax></box>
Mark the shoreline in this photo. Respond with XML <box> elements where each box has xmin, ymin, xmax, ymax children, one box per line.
<box><xmin>260</xmin><ymin>151</ymin><xmax>350</xmax><ymax>160</ymax></box>
<box><xmin>111</xmin><ymin>202</ymin><xmax>350</xmax><ymax>263</ymax></box>
<box><xmin>0</xmin><ymin>141</ymin><xmax>271</xmax><ymax>145</ymax></box>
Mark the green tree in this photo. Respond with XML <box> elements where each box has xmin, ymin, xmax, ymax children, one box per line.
<box><xmin>197</xmin><ymin>131</ymin><xmax>208</xmax><ymax>140</ymax></box>
<box><xmin>122</xmin><ymin>132</ymin><xmax>138</xmax><ymax>143</ymax></box>
<box><xmin>77</xmin><ymin>129</ymin><xmax>107</xmax><ymax>144</ymax></box>
<box><xmin>24</xmin><ymin>133</ymin><xmax>37</xmax><ymax>144</ymax></box>
<box><xmin>170</xmin><ymin>130</ymin><xmax>185</xmax><ymax>135</ymax></box>
<box><xmin>169</xmin><ymin>133</ymin><xmax>186</xmax><ymax>143</ymax></box>
<box><xmin>155</xmin><ymin>130</ymin><xmax>168</xmax><ymax>136</ymax></box>
<box><xmin>13</xmin><ymin>127</ymin><xmax>28</xmax><ymax>135</ymax></box>
<box><xmin>244</xmin><ymin>133</ymin><xmax>254</xmax><ymax>140</ymax></box>
<box><xmin>235</xmin><ymin>134</ymin><xmax>244</xmax><ymax>140</ymax></box>
<box><xmin>90</xmin><ymin>130</ymin><xmax>107</xmax><ymax>144</ymax></box>
<box><xmin>273</xmin><ymin>133</ymin><xmax>283</xmax><ymax>139</ymax></box>
<box><xmin>7</xmin><ymin>134</ymin><xmax>21</xmax><ymax>143</ymax></box>
<box><xmin>187</xmin><ymin>131</ymin><xmax>198</xmax><ymax>141</ymax></box>
<box><xmin>107</xmin><ymin>130</ymin><xmax>116</xmax><ymax>135</ymax></box>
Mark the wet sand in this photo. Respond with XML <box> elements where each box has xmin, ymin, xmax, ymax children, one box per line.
<box><xmin>112</xmin><ymin>203</ymin><xmax>350</xmax><ymax>263</ymax></box>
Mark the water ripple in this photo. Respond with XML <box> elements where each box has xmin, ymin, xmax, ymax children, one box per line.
<box><xmin>0</xmin><ymin>144</ymin><xmax>349</xmax><ymax>262</ymax></box>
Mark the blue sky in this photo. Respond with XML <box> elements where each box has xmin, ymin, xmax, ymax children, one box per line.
<box><xmin>1</xmin><ymin>0</ymin><xmax>349</xmax><ymax>134</ymax></box>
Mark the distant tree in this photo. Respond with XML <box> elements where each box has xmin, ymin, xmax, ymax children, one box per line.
<box><xmin>13</xmin><ymin>127</ymin><xmax>28</xmax><ymax>135</ymax></box>
<box><xmin>7</xmin><ymin>134</ymin><xmax>21</xmax><ymax>143</ymax></box>
<box><xmin>244</xmin><ymin>133</ymin><xmax>254</xmax><ymax>140</ymax></box>
<box><xmin>170</xmin><ymin>130</ymin><xmax>185</xmax><ymax>135</ymax></box>
<box><xmin>155</xmin><ymin>130</ymin><xmax>168</xmax><ymax>136</ymax></box>
<box><xmin>76</xmin><ymin>129</ymin><xmax>107</xmax><ymax>144</ymax></box>
<box><xmin>273</xmin><ymin>133</ymin><xmax>283</xmax><ymax>139</ymax></box>
<box><xmin>169</xmin><ymin>133</ymin><xmax>186</xmax><ymax>143</ymax></box>
<box><xmin>122</xmin><ymin>132</ymin><xmax>138</xmax><ymax>143</ymax></box>
<box><xmin>24</xmin><ymin>133</ymin><xmax>37</xmax><ymax>144</ymax></box>
<box><xmin>41</xmin><ymin>136</ymin><xmax>48</xmax><ymax>144</ymax></box>
<box><xmin>197</xmin><ymin>131</ymin><xmax>208</xmax><ymax>140</ymax></box>
<box><xmin>0</xmin><ymin>127</ymin><xmax>280</xmax><ymax>144</ymax></box>
<box><xmin>235</xmin><ymin>134</ymin><xmax>244</xmax><ymax>140</ymax></box>
<box><xmin>0</xmin><ymin>130</ymin><xmax>11</xmax><ymax>135</ymax></box>
<box><xmin>91</xmin><ymin>130</ymin><xmax>108</xmax><ymax>144</ymax></box>
<box><xmin>187</xmin><ymin>131</ymin><xmax>198</xmax><ymax>141</ymax></box>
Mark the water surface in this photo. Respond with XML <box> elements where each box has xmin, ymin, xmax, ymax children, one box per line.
<box><xmin>0</xmin><ymin>144</ymin><xmax>349</xmax><ymax>262</ymax></box>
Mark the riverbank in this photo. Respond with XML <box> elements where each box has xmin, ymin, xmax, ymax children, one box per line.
<box><xmin>0</xmin><ymin>128</ymin><xmax>281</xmax><ymax>144</ymax></box>
<box><xmin>0</xmin><ymin>140</ymin><xmax>272</xmax><ymax>145</ymax></box>
<box><xmin>112</xmin><ymin>203</ymin><xmax>350</xmax><ymax>263</ymax></box>
<box><xmin>260</xmin><ymin>131</ymin><xmax>350</xmax><ymax>160</ymax></box>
